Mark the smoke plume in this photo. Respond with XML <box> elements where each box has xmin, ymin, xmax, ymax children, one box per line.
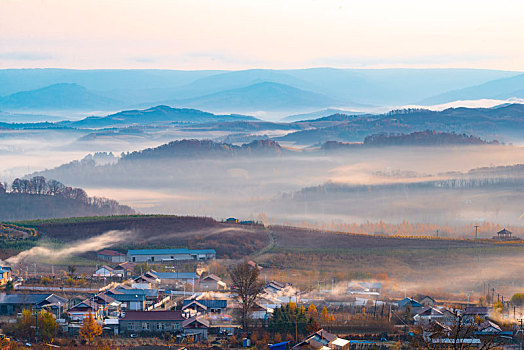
<box><xmin>5</xmin><ymin>230</ymin><xmax>133</xmax><ymax>265</ymax></box>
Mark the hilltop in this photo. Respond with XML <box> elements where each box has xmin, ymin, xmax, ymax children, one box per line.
<box><xmin>121</xmin><ymin>139</ymin><xmax>284</xmax><ymax>161</ymax></box>
<box><xmin>61</xmin><ymin>105</ymin><xmax>257</xmax><ymax>128</ymax></box>
<box><xmin>320</xmin><ymin>130</ymin><xmax>497</xmax><ymax>150</ymax></box>
<box><xmin>0</xmin><ymin>176</ymin><xmax>134</xmax><ymax>221</ymax></box>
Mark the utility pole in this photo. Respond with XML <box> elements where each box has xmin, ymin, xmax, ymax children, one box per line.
<box><xmin>519</xmin><ymin>319</ymin><xmax>523</xmax><ymax>350</ymax></box>
<box><xmin>474</xmin><ymin>225</ymin><xmax>479</xmax><ymax>240</ymax></box>
<box><xmin>34</xmin><ymin>308</ymin><xmax>38</xmax><ymax>344</ymax></box>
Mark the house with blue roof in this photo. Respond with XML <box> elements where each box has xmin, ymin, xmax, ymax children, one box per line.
<box><xmin>0</xmin><ymin>293</ymin><xmax>67</xmax><ymax>315</ymax></box>
<box><xmin>106</xmin><ymin>288</ymin><xmax>159</xmax><ymax>310</ymax></box>
<box><xmin>182</xmin><ymin>299</ymin><xmax>228</xmax><ymax>314</ymax></box>
<box><xmin>397</xmin><ymin>297</ymin><xmax>423</xmax><ymax>315</ymax></box>
<box><xmin>127</xmin><ymin>248</ymin><xmax>216</xmax><ymax>262</ymax></box>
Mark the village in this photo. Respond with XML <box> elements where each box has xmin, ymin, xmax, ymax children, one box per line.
<box><xmin>0</xmin><ymin>238</ymin><xmax>523</xmax><ymax>350</ymax></box>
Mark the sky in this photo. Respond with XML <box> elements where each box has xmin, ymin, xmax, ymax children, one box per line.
<box><xmin>1</xmin><ymin>0</ymin><xmax>524</xmax><ymax>70</ymax></box>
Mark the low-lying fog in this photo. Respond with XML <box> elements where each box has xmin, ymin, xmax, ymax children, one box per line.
<box><xmin>10</xmin><ymin>137</ymin><xmax>521</xmax><ymax>231</ymax></box>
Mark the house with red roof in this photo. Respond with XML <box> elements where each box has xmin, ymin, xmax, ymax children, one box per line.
<box><xmin>97</xmin><ymin>249</ymin><xmax>126</xmax><ymax>263</ymax></box>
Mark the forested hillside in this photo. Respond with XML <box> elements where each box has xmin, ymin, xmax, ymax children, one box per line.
<box><xmin>0</xmin><ymin>176</ymin><xmax>134</xmax><ymax>221</ymax></box>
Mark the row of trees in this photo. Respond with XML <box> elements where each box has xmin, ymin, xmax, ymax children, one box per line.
<box><xmin>2</xmin><ymin>176</ymin><xmax>88</xmax><ymax>199</ymax></box>
<box><xmin>0</xmin><ymin>176</ymin><xmax>134</xmax><ymax>215</ymax></box>
<box><xmin>9</xmin><ymin>310</ymin><xmax>102</xmax><ymax>345</ymax></box>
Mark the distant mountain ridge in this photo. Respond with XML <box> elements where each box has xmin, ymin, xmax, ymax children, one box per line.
<box><xmin>1</xmin><ymin>68</ymin><xmax>520</xmax><ymax>111</ymax></box>
<box><xmin>281</xmin><ymin>108</ymin><xmax>364</xmax><ymax>122</ymax></box>
<box><xmin>422</xmin><ymin>73</ymin><xmax>524</xmax><ymax>104</ymax></box>
<box><xmin>277</xmin><ymin>104</ymin><xmax>524</xmax><ymax>144</ymax></box>
<box><xmin>166</xmin><ymin>82</ymin><xmax>347</xmax><ymax>112</ymax></box>
<box><xmin>0</xmin><ymin>83</ymin><xmax>119</xmax><ymax>111</ymax></box>
<box><xmin>60</xmin><ymin>105</ymin><xmax>258</xmax><ymax>128</ymax></box>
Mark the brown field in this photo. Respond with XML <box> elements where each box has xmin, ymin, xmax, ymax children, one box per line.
<box><xmin>12</xmin><ymin>215</ymin><xmax>269</xmax><ymax>259</ymax></box>
<box><xmin>9</xmin><ymin>215</ymin><xmax>524</xmax><ymax>298</ymax></box>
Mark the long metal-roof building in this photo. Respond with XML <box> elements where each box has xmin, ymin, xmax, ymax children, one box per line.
<box><xmin>127</xmin><ymin>248</ymin><xmax>216</xmax><ymax>262</ymax></box>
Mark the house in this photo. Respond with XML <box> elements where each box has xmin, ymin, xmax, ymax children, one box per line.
<box><xmin>115</xmin><ymin>262</ymin><xmax>136</xmax><ymax>278</ymax></box>
<box><xmin>107</xmin><ymin>288</ymin><xmax>159</xmax><ymax>311</ymax></box>
<box><xmin>155</xmin><ymin>272</ymin><xmax>200</xmax><ymax>285</ymax></box>
<box><xmin>134</xmin><ymin>271</ymin><xmax>160</xmax><ymax>286</ymax></box>
<box><xmin>0</xmin><ymin>267</ymin><xmax>12</xmax><ymax>286</ymax></box>
<box><xmin>182</xmin><ymin>316</ymin><xmax>210</xmax><ymax>341</ymax></box>
<box><xmin>420</xmin><ymin>296</ymin><xmax>436</xmax><ymax>306</ymax></box>
<box><xmin>119</xmin><ymin>310</ymin><xmax>186</xmax><ymax>335</ymax></box>
<box><xmin>97</xmin><ymin>249</ymin><xmax>126</xmax><ymax>263</ymax></box>
<box><xmin>182</xmin><ymin>299</ymin><xmax>228</xmax><ymax>314</ymax></box>
<box><xmin>414</xmin><ymin>306</ymin><xmax>457</xmax><ymax>326</ymax></box>
<box><xmin>346</xmin><ymin>281</ymin><xmax>382</xmax><ymax>296</ymax></box>
<box><xmin>463</xmin><ymin>306</ymin><xmax>489</xmax><ymax>324</ymax></box>
<box><xmin>293</xmin><ymin>329</ymin><xmax>349</xmax><ymax>350</ymax></box>
<box><xmin>476</xmin><ymin>321</ymin><xmax>502</xmax><ymax>335</ymax></box>
<box><xmin>93</xmin><ymin>265</ymin><xmax>118</xmax><ymax>278</ymax></box>
<box><xmin>265</xmin><ymin>281</ymin><xmax>288</xmax><ymax>294</ymax></box>
<box><xmin>199</xmin><ymin>274</ymin><xmax>227</xmax><ymax>290</ymax></box>
<box><xmin>0</xmin><ymin>293</ymin><xmax>67</xmax><ymax>315</ymax></box>
<box><xmin>127</xmin><ymin>248</ymin><xmax>216</xmax><ymax>263</ymax></box>
<box><xmin>330</xmin><ymin>338</ymin><xmax>350</xmax><ymax>350</ymax></box>
<box><xmin>68</xmin><ymin>300</ymin><xmax>101</xmax><ymax>321</ymax></box>
<box><xmin>68</xmin><ymin>293</ymin><xmax>122</xmax><ymax>320</ymax></box>
<box><xmin>251</xmin><ymin>303</ymin><xmax>272</xmax><ymax>320</ymax></box>
<box><xmin>397</xmin><ymin>297</ymin><xmax>423</xmax><ymax>313</ymax></box>
<box><xmin>414</xmin><ymin>306</ymin><xmax>444</xmax><ymax>324</ymax></box>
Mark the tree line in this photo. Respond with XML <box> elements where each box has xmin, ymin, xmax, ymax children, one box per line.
<box><xmin>0</xmin><ymin>176</ymin><xmax>134</xmax><ymax>216</ymax></box>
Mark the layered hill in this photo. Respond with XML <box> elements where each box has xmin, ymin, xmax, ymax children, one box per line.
<box><xmin>320</xmin><ymin>131</ymin><xmax>496</xmax><ymax>150</ymax></box>
<box><xmin>0</xmin><ymin>83</ymin><xmax>119</xmax><ymax>111</ymax></box>
<box><xmin>122</xmin><ymin>139</ymin><xmax>284</xmax><ymax>161</ymax></box>
<box><xmin>422</xmin><ymin>74</ymin><xmax>524</xmax><ymax>105</ymax></box>
<box><xmin>171</xmin><ymin>82</ymin><xmax>345</xmax><ymax>112</ymax></box>
<box><xmin>277</xmin><ymin>104</ymin><xmax>524</xmax><ymax>144</ymax></box>
<box><xmin>60</xmin><ymin>105</ymin><xmax>257</xmax><ymax>128</ymax></box>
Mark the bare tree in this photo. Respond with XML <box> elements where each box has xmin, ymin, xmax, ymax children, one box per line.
<box><xmin>30</xmin><ymin>176</ymin><xmax>46</xmax><ymax>195</ymax></box>
<box><xmin>67</xmin><ymin>265</ymin><xmax>77</xmax><ymax>278</ymax></box>
<box><xmin>11</xmin><ymin>178</ymin><xmax>23</xmax><ymax>193</ymax></box>
<box><xmin>229</xmin><ymin>261</ymin><xmax>264</xmax><ymax>331</ymax></box>
<box><xmin>46</xmin><ymin>179</ymin><xmax>65</xmax><ymax>196</ymax></box>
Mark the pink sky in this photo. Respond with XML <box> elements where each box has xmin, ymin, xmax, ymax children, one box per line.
<box><xmin>1</xmin><ymin>0</ymin><xmax>524</xmax><ymax>70</ymax></box>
